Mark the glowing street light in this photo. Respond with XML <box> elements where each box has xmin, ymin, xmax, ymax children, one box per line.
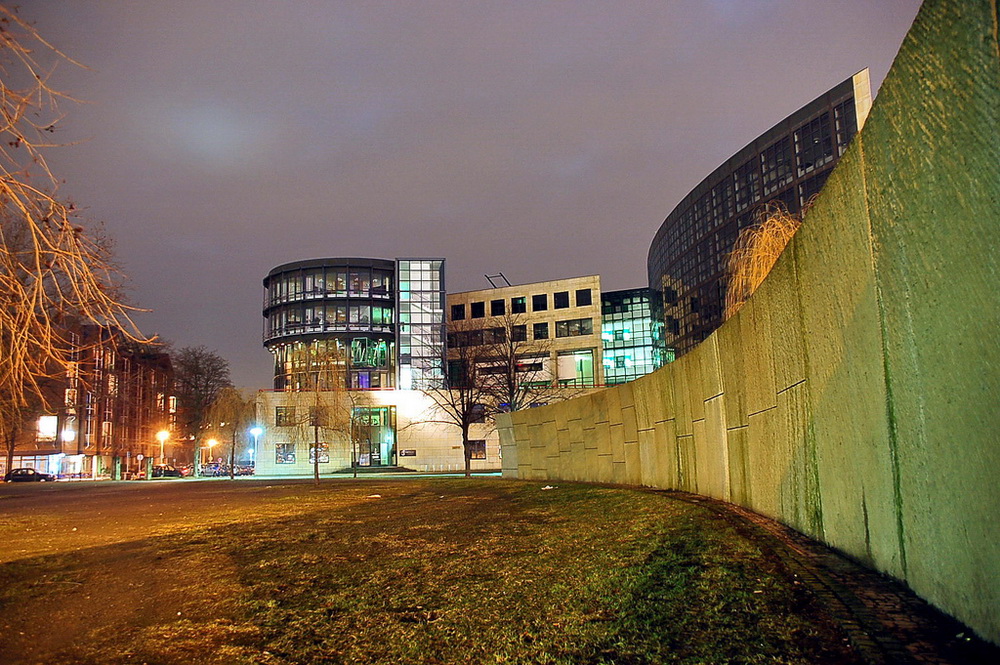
<box><xmin>249</xmin><ymin>426</ymin><xmax>263</xmax><ymax>470</ymax></box>
<box><xmin>206</xmin><ymin>439</ymin><xmax>218</xmax><ymax>463</ymax></box>
<box><xmin>156</xmin><ymin>430</ymin><xmax>170</xmax><ymax>465</ymax></box>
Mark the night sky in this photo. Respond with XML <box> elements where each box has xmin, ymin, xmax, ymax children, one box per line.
<box><xmin>16</xmin><ymin>1</ymin><xmax>921</xmax><ymax>388</ymax></box>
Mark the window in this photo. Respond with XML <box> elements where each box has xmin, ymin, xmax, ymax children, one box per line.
<box><xmin>795</xmin><ymin>112</ymin><xmax>833</xmax><ymax>175</ymax></box>
<box><xmin>511</xmin><ymin>325</ymin><xmax>527</xmax><ymax>342</ymax></box>
<box><xmin>511</xmin><ymin>297</ymin><xmax>527</xmax><ymax>314</ymax></box>
<box><xmin>488</xmin><ymin>327</ymin><xmax>506</xmax><ymax>343</ymax></box>
<box><xmin>834</xmin><ymin>98</ymin><xmax>858</xmax><ymax>152</ymax></box>
<box><xmin>734</xmin><ymin>159</ymin><xmax>760</xmax><ymax>212</ymax></box>
<box><xmin>576</xmin><ymin>289</ymin><xmax>592</xmax><ymax>306</ymax></box>
<box><xmin>557</xmin><ymin>349</ymin><xmax>595</xmax><ymax>386</ymax></box>
<box><xmin>533</xmin><ymin>322</ymin><xmax>549</xmax><ymax>340</ymax></box>
<box><xmin>490</xmin><ymin>299</ymin><xmax>505</xmax><ymax>316</ymax></box>
<box><xmin>471</xmin><ymin>301</ymin><xmax>485</xmax><ymax>318</ymax></box>
<box><xmin>309</xmin><ymin>443</ymin><xmax>329</xmax><ymax>464</ymax></box>
<box><xmin>761</xmin><ymin>136</ymin><xmax>793</xmax><ymax>195</ymax></box>
<box><xmin>532</xmin><ymin>294</ymin><xmax>548</xmax><ymax>311</ymax></box>
<box><xmin>554</xmin><ymin>291</ymin><xmax>570</xmax><ymax>309</ymax></box>
<box><xmin>555</xmin><ymin>318</ymin><xmax>594</xmax><ymax>338</ymax></box>
<box><xmin>451</xmin><ymin>304</ymin><xmax>465</xmax><ymax>321</ymax></box>
<box><xmin>467</xmin><ymin>439</ymin><xmax>487</xmax><ymax>459</ymax></box>
<box><xmin>470</xmin><ymin>405</ymin><xmax>487</xmax><ymax>424</ymax></box>
<box><xmin>275</xmin><ymin>443</ymin><xmax>296</xmax><ymax>464</ymax></box>
<box><xmin>275</xmin><ymin>406</ymin><xmax>296</xmax><ymax>426</ymax></box>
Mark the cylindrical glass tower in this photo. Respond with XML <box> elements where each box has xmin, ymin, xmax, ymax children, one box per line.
<box><xmin>262</xmin><ymin>258</ymin><xmax>396</xmax><ymax>390</ymax></box>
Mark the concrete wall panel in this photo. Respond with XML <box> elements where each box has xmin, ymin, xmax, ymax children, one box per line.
<box><xmin>716</xmin><ymin>314</ymin><xmax>750</xmax><ymax>429</ymax></box>
<box><xmin>858</xmin><ymin>1</ymin><xmax>1000</xmax><ymax>636</ymax></box>
<box><xmin>761</xmin><ymin>246</ymin><xmax>807</xmax><ymax>393</ymax></box>
<box><xmin>495</xmin><ymin>0</ymin><xmax>1000</xmax><ymax>643</ymax></box>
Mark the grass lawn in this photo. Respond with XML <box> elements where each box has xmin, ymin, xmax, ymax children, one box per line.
<box><xmin>0</xmin><ymin>479</ymin><xmax>859</xmax><ymax>664</ymax></box>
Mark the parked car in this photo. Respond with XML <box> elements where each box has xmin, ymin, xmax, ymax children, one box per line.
<box><xmin>151</xmin><ymin>465</ymin><xmax>183</xmax><ymax>478</ymax></box>
<box><xmin>4</xmin><ymin>468</ymin><xmax>56</xmax><ymax>482</ymax></box>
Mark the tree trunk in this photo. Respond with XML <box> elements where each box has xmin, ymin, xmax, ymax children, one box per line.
<box><xmin>229</xmin><ymin>431</ymin><xmax>236</xmax><ymax>480</ymax></box>
<box><xmin>462</xmin><ymin>424</ymin><xmax>471</xmax><ymax>478</ymax></box>
<box><xmin>313</xmin><ymin>423</ymin><xmax>320</xmax><ymax>485</ymax></box>
<box><xmin>4</xmin><ymin>434</ymin><xmax>15</xmax><ymax>476</ymax></box>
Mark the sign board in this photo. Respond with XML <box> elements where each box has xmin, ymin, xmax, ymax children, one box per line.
<box><xmin>399</xmin><ymin>449</ymin><xmax>417</xmax><ymax>457</ymax></box>
<box><xmin>136</xmin><ymin>454</ymin><xmax>144</xmax><ymax>461</ymax></box>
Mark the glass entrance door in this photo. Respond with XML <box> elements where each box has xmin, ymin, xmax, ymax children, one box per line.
<box><xmin>353</xmin><ymin>406</ymin><xmax>396</xmax><ymax>466</ymax></box>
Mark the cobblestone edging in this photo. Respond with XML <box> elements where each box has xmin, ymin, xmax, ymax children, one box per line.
<box><xmin>663</xmin><ymin>492</ymin><xmax>1000</xmax><ymax>665</ymax></box>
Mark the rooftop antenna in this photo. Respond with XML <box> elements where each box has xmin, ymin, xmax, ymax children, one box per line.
<box><xmin>485</xmin><ymin>272</ymin><xmax>512</xmax><ymax>288</ymax></box>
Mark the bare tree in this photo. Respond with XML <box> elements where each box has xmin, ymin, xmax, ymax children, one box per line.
<box><xmin>423</xmin><ymin>320</ymin><xmax>496</xmax><ymax>477</ymax></box>
<box><xmin>172</xmin><ymin>345</ymin><xmax>233</xmax><ymax>458</ymax></box>
<box><xmin>0</xmin><ymin>7</ymin><xmax>148</xmax><ymax>470</ymax></box>
<box><xmin>293</xmin><ymin>344</ymin><xmax>351</xmax><ymax>484</ymax></box>
<box><xmin>476</xmin><ymin>312</ymin><xmax>565</xmax><ymax>413</ymax></box>
<box><xmin>205</xmin><ymin>386</ymin><xmax>256</xmax><ymax>480</ymax></box>
<box><xmin>724</xmin><ymin>201</ymin><xmax>803</xmax><ymax>320</ymax></box>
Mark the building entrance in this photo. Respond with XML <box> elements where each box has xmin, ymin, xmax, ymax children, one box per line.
<box><xmin>353</xmin><ymin>406</ymin><xmax>396</xmax><ymax>466</ymax></box>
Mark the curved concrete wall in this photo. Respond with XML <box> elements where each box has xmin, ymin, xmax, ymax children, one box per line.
<box><xmin>497</xmin><ymin>0</ymin><xmax>1000</xmax><ymax>644</ymax></box>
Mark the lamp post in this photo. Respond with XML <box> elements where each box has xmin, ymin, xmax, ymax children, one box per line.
<box><xmin>156</xmin><ymin>430</ymin><xmax>170</xmax><ymax>465</ymax></box>
<box><xmin>203</xmin><ymin>439</ymin><xmax>218</xmax><ymax>476</ymax></box>
<box><xmin>249</xmin><ymin>426</ymin><xmax>263</xmax><ymax>474</ymax></box>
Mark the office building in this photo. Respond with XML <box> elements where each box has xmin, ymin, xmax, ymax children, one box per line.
<box><xmin>446</xmin><ymin>275</ymin><xmax>605</xmax><ymax>390</ymax></box>
<box><xmin>259</xmin><ymin>258</ymin><xmax>501</xmax><ymax>474</ymax></box>
<box><xmin>647</xmin><ymin>70</ymin><xmax>872</xmax><ymax>355</ymax></box>
<box><xmin>2</xmin><ymin>326</ymin><xmax>175</xmax><ymax>480</ymax></box>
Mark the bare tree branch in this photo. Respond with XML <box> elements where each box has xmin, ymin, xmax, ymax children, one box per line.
<box><xmin>0</xmin><ymin>7</ymin><xmax>151</xmax><ymax>471</ymax></box>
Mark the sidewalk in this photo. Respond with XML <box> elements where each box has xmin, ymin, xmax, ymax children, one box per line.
<box><xmin>667</xmin><ymin>492</ymin><xmax>999</xmax><ymax>665</ymax></box>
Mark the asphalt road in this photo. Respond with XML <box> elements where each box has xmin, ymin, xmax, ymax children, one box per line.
<box><xmin>0</xmin><ymin>478</ymin><xmax>361</xmax><ymax>564</ymax></box>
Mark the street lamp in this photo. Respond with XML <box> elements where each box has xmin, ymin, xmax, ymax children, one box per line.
<box><xmin>202</xmin><ymin>439</ymin><xmax>218</xmax><ymax>475</ymax></box>
<box><xmin>249</xmin><ymin>426</ymin><xmax>263</xmax><ymax>471</ymax></box>
<box><xmin>156</xmin><ymin>430</ymin><xmax>169</xmax><ymax>465</ymax></box>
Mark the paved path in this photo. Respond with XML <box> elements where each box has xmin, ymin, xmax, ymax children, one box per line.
<box><xmin>668</xmin><ymin>492</ymin><xmax>998</xmax><ymax>665</ymax></box>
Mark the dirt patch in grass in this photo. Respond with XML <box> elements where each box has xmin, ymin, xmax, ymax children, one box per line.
<box><xmin>0</xmin><ymin>480</ymin><xmax>861</xmax><ymax>664</ymax></box>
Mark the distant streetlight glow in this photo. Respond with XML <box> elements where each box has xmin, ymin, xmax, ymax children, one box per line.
<box><xmin>156</xmin><ymin>429</ymin><xmax>169</xmax><ymax>465</ymax></box>
<box><xmin>249</xmin><ymin>426</ymin><xmax>263</xmax><ymax>470</ymax></box>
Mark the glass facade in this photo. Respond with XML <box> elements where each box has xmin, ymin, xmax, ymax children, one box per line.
<box><xmin>263</xmin><ymin>258</ymin><xmax>396</xmax><ymax>390</ymax></box>
<box><xmin>601</xmin><ymin>288</ymin><xmax>668</xmax><ymax>385</ymax></box>
<box><xmin>396</xmin><ymin>259</ymin><xmax>446</xmax><ymax>390</ymax></box>
<box><xmin>647</xmin><ymin>72</ymin><xmax>870</xmax><ymax>357</ymax></box>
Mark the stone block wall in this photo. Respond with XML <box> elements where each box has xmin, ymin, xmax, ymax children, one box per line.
<box><xmin>497</xmin><ymin>0</ymin><xmax>1000</xmax><ymax>644</ymax></box>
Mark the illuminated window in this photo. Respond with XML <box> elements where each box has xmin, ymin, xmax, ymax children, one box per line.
<box><xmin>511</xmin><ymin>297</ymin><xmax>527</xmax><ymax>314</ymax></box>
<box><xmin>37</xmin><ymin>415</ymin><xmax>58</xmax><ymax>441</ymax></box>
<box><xmin>467</xmin><ymin>439</ymin><xmax>487</xmax><ymax>459</ymax></box>
<box><xmin>309</xmin><ymin>443</ymin><xmax>329</xmax><ymax>464</ymax></box>
<box><xmin>275</xmin><ymin>406</ymin><xmax>296</xmax><ymax>427</ymax></box>
<box><xmin>275</xmin><ymin>443</ymin><xmax>296</xmax><ymax>464</ymax></box>
<box><xmin>555</xmin><ymin>318</ymin><xmax>593</xmax><ymax>338</ymax></box>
